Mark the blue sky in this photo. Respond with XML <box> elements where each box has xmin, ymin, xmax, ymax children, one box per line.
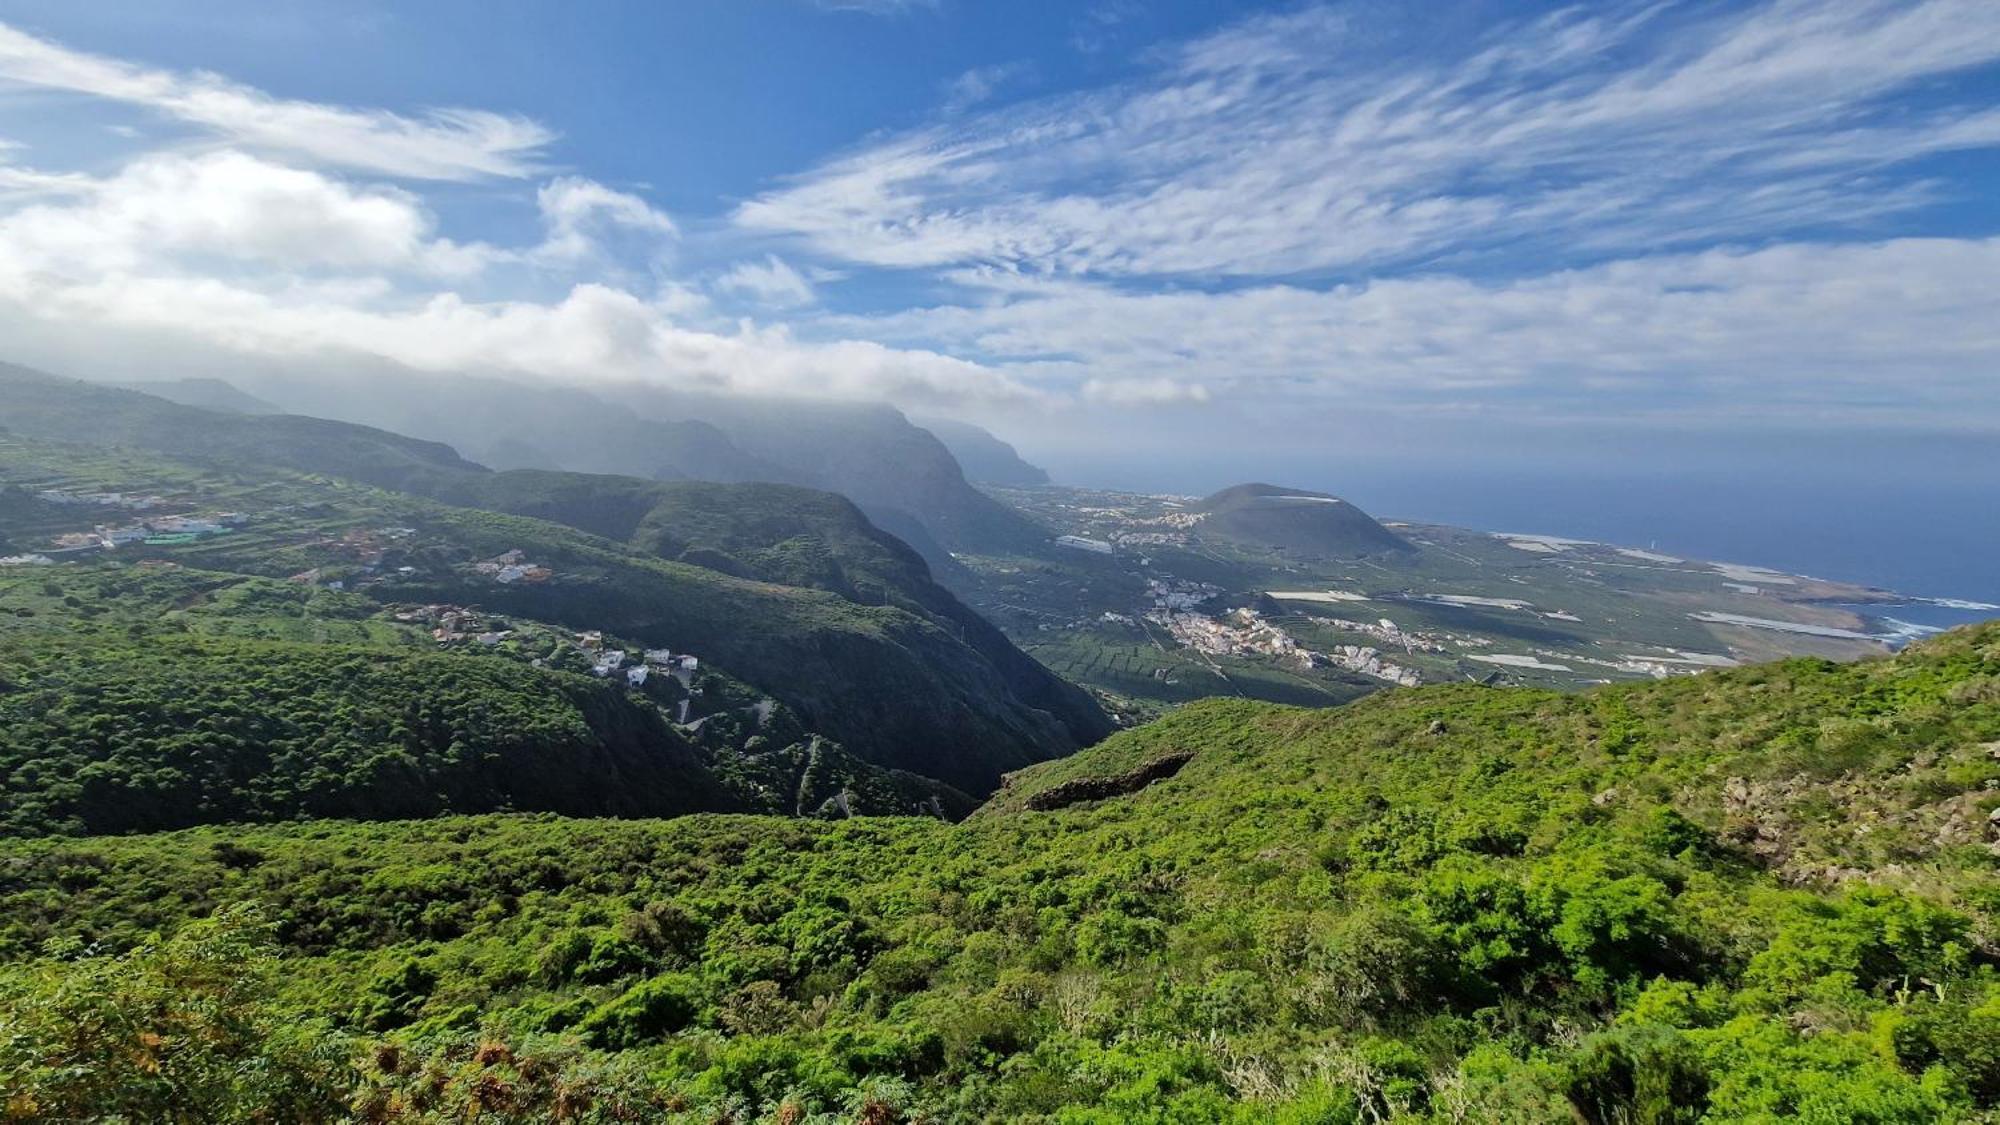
<box><xmin>0</xmin><ymin>0</ymin><xmax>1997</xmax><ymax>474</ymax></box>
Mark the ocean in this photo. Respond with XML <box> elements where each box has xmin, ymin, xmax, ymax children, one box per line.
<box><xmin>1035</xmin><ymin>453</ymin><xmax>2000</xmax><ymax>625</ymax></box>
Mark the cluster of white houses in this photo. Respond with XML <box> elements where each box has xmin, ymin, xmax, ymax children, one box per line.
<box><xmin>47</xmin><ymin>511</ymin><xmax>247</xmax><ymax>552</ymax></box>
<box><xmin>1146</xmin><ymin>578</ymin><xmax>1223</xmax><ymax>612</ymax></box>
<box><xmin>393</xmin><ymin>607</ymin><xmax>704</xmax><ymax>707</ymax></box>
<box><xmin>472</xmin><ymin>549</ymin><xmax>554</xmax><ymax>585</ymax></box>
<box><xmin>1053</xmin><ymin>534</ymin><xmax>1114</xmax><ymax>555</ymax></box>
<box><xmin>1144</xmin><ymin>595</ymin><xmax>1429</xmax><ymax>688</ymax></box>
<box><xmin>394</xmin><ymin>605</ymin><xmax>504</xmax><ymax>645</ymax></box>
<box><xmin>574</xmin><ymin>630</ymin><xmax>700</xmax><ymax>689</ymax></box>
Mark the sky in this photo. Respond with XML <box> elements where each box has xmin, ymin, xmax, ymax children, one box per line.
<box><xmin>0</xmin><ymin>0</ymin><xmax>1998</xmax><ymax>495</ymax></box>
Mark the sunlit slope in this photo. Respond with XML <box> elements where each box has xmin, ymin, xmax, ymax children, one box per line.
<box><xmin>6</xmin><ymin>626</ymin><xmax>1999</xmax><ymax>1119</ymax></box>
<box><xmin>0</xmin><ymin>367</ymin><xmax>1110</xmax><ymax>792</ymax></box>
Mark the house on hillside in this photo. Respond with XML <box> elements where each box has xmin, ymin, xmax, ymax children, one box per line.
<box><xmin>1055</xmin><ymin>534</ymin><xmax>1115</xmax><ymax>554</ymax></box>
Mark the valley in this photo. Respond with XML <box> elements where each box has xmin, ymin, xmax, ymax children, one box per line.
<box><xmin>2</xmin><ymin>5</ymin><xmax>1996</xmax><ymax>1119</ymax></box>
<box><xmin>4</xmin><ymin>365</ymin><xmax>2000</xmax><ymax>1123</ymax></box>
<box><xmin>954</xmin><ymin>482</ymin><xmax>1983</xmax><ymax>722</ymax></box>
<box><xmin>0</xmin><ymin>367</ymin><xmax>1114</xmax><ymax>833</ymax></box>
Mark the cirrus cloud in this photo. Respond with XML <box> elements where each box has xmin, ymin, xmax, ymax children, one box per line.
<box><xmin>0</xmin><ymin>21</ymin><xmax>551</xmax><ymax>180</ymax></box>
<box><xmin>737</xmin><ymin>0</ymin><xmax>2000</xmax><ymax>281</ymax></box>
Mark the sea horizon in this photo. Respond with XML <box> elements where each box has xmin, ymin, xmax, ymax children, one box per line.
<box><xmin>1035</xmin><ymin>454</ymin><xmax>2000</xmax><ymax>615</ymax></box>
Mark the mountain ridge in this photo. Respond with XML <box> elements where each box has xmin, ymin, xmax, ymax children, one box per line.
<box><xmin>0</xmin><ymin>363</ymin><xmax>1110</xmax><ymax>797</ymax></box>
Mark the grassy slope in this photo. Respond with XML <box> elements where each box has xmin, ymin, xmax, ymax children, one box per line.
<box><xmin>0</xmin><ymin>633</ymin><xmax>733</xmax><ymax>834</ymax></box>
<box><xmin>3</xmin><ymin>625</ymin><xmax>1998</xmax><ymax>1120</ymax></box>
<box><xmin>0</xmin><ymin>367</ymin><xmax>1111</xmax><ymax>790</ymax></box>
<box><xmin>984</xmin><ymin>625</ymin><xmax>1999</xmax><ymax>828</ymax></box>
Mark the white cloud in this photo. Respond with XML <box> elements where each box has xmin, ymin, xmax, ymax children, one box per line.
<box><xmin>0</xmin><ymin>21</ymin><xmax>551</xmax><ymax>180</ymax></box>
<box><xmin>533</xmin><ymin>176</ymin><xmax>677</xmax><ymax>264</ymax></box>
<box><xmin>0</xmin><ymin>150</ymin><xmax>492</xmax><ymax>276</ymax></box>
<box><xmin>942</xmin><ymin>63</ymin><xmax>1028</xmax><ymax>113</ymax></box>
<box><xmin>0</xmin><ymin>149</ymin><xmax>1040</xmax><ymax>411</ymax></box>
<box><xmin>843</xmin><ymin>237</ymin><xmax>2000</xmax><ymax>424</ymax></box>
<box><xmin>737</xmin><ymin>0</ymin><xmax>2000</xmax><ymax>280</ymax></box>
<box><xmin>0</xmin><ymin>148</ymin><xmax>95</xmax><ymax>199</ymax></box>
<box><xmin>0</xmin><ymin>13</ymin><xmax>1023</xmax><ymax>415</ymax></box>
<box><xmin>715</xmin><ymin>255</ymin><xmax>818</xmax><ymax>307</ymax></box>
<box><xmin>0</xmin><ymin>2</ymin><xmax>1994</xmax><ymax>437</ymax></box>
<box><xmin>1081</xmin><ymin>377</ymin><xmax>1211</xmax><ymax>405</ymax></box>
<box><xmin>0</xmin><ymin>272</ymin><xmax>1044</xmax><ymax>409</ymax></box>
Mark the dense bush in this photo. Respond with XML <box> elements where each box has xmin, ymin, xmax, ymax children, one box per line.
<box><xmin>0</xmin><ymin>634</ymin><xmax>726</xmax><ymax>834</ymax></box>
<box><xmin>2</xmin><ymin>620</ymin><xmax>1996</xmax><ymax>1119</ymax></box>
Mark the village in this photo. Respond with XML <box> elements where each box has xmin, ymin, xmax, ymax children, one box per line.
<box><xmin>393</xmin><ymin>603</ymin><xmax>708</xmax><ymax>723</ymax></box>
<box><xmin>469</xmin><ymin>548</ymin><xmax>554</xmax><ymax>585</ymax></box>
<box><xmin>43</xmin><ymin>508</ymin><xmax>249</xmax><ymax>552</ymax></box>
<box><xmin>286</xmin><ymin>539</ymin><xmax>570</xmax><ymax>595</ymax></box>
<box><xmin>1049</xmin><ymin>502</ymin><xmax>1206</xmax><ymax>553</ymax></box>
<box><xmin>1139</xmin><ymin>578</ymin><xmax>1427</xmax><ymax>688</ymax></box>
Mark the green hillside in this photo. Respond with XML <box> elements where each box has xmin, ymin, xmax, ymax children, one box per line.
<box><xmin>604</xmin><ymin>387</ymin><xmax>1054</xmax><ymax>559</ymax></box>
<box><xmin>0</xmin><ymin>362</ymin><xmax>482</xmax><ymax>495</ymax></box>
<box><xmin>221</xmin><ymin>366</ymin><xmax>1053</xmax><ymax>566</ymax></box>
<box><xmin>0</xmin><ymin>555</ymin><xmax>989</xmax><ymax>829</ymax></box>
<box><xmin>1195</xmin><ymin>483</ymin><xmax>1414</xmax><ymax>557</ymax></box>
<box><xmin>4</xmin><ymin>624</ymin><xmax>1997</xmax><ymax>1121</ymax></box>
<box><xmin>0</xmin><ymin>367</ymin><xmax>1109</xmax><ymax>794</ymax></box>
<box><xmin>0</xmin><ymin>633</ymin><xmax>731</xmax><ymax>835</ymax></box>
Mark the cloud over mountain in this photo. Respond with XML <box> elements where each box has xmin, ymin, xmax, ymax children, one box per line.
<box><xmin>0</xmin><ymin>1</ymin><xmax>1996</xmax><ymax>430</ymax></box>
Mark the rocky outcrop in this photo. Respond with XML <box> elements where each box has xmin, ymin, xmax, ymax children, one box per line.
<box><xmin>1023</xmin><ymin>751</ymin><xmax>1197</xmax><ymax>812</ymax></box>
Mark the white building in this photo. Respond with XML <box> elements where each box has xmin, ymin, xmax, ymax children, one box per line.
<box><xmin>1055</xmin><ymin>534</ymin><xmax>1114</xmax><ymax>554</ymax></box>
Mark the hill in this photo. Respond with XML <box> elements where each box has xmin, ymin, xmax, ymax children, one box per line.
<box><xmin>0</xmin><ymin>362</ymin><xmax>482</xmax><ymax>494</ymax></box>
<box><xmin>912</xmin><ymin>416</ymin><xmax>1052</xmax><ymax>486</ymax></box>
<box><xmin>212</xmin><ymin>364</ymin><xmax>1052</xmax><ymax>565</ymax></box>
<box><xmin>4</xmin><ymin>624</ymin><xmax>1998</xmax><ymax>1120</ymax></box>
<box><xmin>110</xmin><ymin>377</ymin><xmax>281</xmax><ymax>415</ymax></box>
<box><xmin>0</xmin><ymin>556</ymin><xmax>990</xmax><ymax>833</ymax></box>
<box><xmin>607</xmin><ymin>387</ymin><xmax>1052</xmax><ymax>560</ymax></box>
<box><xmin>0</xmin><ymin>367</ymin><xmax>1110</xmax><ymax>796</ymax></box>
<box><xmin>436</xmin><ymin>476</ymin><xmax>1113</xmax><ymax>779</ymax></box>
<box><xmin>1194</xmin><ymin>482</ymin><xmax>1414</xmax><ymax>556</ymax></box>
<box><xmin>0</xmin><ymin>631</ymin><xmax>733</xmax><ymax>835</ymax></box>
<box><xmin>237</xmin><ymin>366</ymin><xmax>791</xmax><ymax>485</ymax></box>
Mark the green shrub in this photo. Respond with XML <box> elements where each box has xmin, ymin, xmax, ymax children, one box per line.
<box><xmin>1565</xmin><ymin>1024</ymin><xmax>1710</xmax><ymax>1124</ymax></box>
<box><xmin>577</xmin><ymin>972</ymin><xmax>701</xmax><ymax>1050</ymax></box>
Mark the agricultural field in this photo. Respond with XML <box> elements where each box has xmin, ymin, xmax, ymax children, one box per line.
<box><xmin>955</xmin><ymin>483</ymin><xmax>1978</xmax><ymax>714</ymax></box>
